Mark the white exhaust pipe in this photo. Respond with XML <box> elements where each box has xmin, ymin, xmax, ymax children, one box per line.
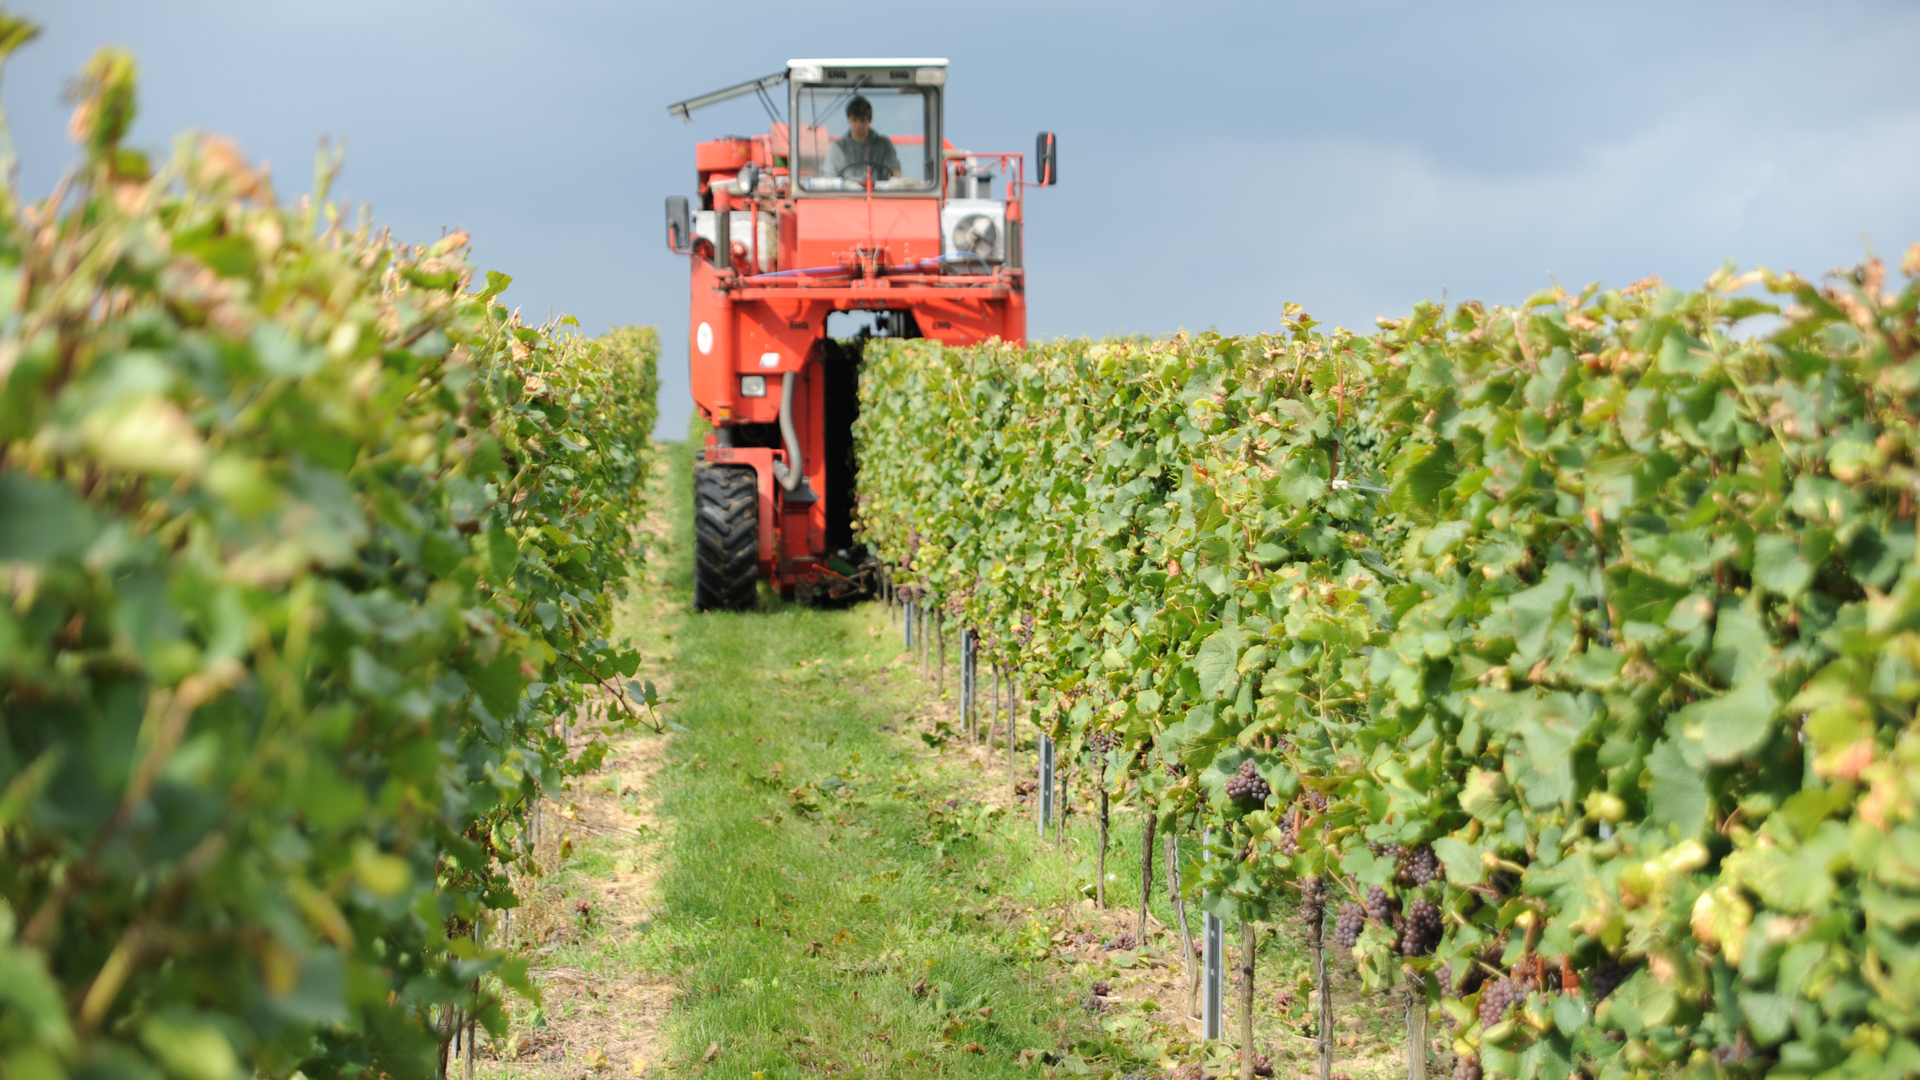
<box><xmin>770</xmin><ymin>371</ymin><xmax>816</xmax><ymax>502</ymax></box>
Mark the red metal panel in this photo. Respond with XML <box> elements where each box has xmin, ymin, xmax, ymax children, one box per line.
<box><xmin>793</xmin><ymin>198</ymin><xmax>941</xmax><ymax>269</ymax></box>
<box><xmin>737</xmin><ymin>298</ymin><xmax>830</xmax><ymax>374</ymax></box>
<box><xmin>687</xmin><ymin>260</ymin><xmax>735</xmax><ymax>422</ymax></box>
<box><xmin>695</xmin><ymin>139</ymin><xmax>752</xmax><ymax>173</ymax></box>
<box><xmin>916</xmin><ymin>296</ymin><xmax>1009</xmax><ymax>345</ymax></box>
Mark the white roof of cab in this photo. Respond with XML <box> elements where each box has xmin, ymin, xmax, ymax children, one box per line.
<box><xmin>787</xmin><ymin>58</ymin><xmax>949</xmax><ymax>68</ymax></box>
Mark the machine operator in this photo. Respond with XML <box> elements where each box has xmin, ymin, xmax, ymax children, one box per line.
<box><xmin>827</xmin><ymin>96</ymin><xmax>901</xmax><ymax>182</ymax></box>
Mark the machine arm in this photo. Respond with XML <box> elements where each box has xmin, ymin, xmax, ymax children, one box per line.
<box><xmin>667</xmin><ymin>71</ymin><xmax>789</xmax><ymax>123</ymax></box>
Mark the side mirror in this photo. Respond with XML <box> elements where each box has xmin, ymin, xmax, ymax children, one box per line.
<box><xmin>1034</xmin><ymin>132</ymin><xmax>1057</xmax><ymax>186</ymax></box>
<box><xmin>665</xmin><ymin>195</ymin><xmax>691</xmax><ymax>254</ymax></box>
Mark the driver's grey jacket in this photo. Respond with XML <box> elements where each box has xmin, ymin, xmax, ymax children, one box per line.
<box><xmin>826</xmin><ymin>131</ymin><xmax>902</xmax><ymax>180</ymax></box>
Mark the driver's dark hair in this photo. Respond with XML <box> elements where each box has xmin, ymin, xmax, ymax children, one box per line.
<box><xmin>846</xmin><ymin>96</ymin><xmax>873</xmax><ymax>121</ymax></box>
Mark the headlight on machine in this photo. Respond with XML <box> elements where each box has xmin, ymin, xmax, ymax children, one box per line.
<box><xmin>740</xmin><ymin>374</ymin><xmax>767</xmax><ymax>398</ymax></box>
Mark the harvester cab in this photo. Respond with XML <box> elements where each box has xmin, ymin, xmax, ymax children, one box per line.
<box><xmin>666</xmin><ymin>59</ymin><xmax>1056</xmax><ymax>609</ymax></box>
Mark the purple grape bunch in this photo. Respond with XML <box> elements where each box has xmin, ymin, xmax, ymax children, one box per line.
<box><xmin>1224</xmin><ymin>759</ymin><xmax>1271</xmax><ymax>803</ymax></box>
<box><xmin>1398</xmin><ymin>898</ymin><xmax>1442</xmax><ymax>957</ymax></box>
<box><xmin>1452</xmin><ymin>1057</ymin><xmax>1482</xmax><ymax>1080</ymax></box>
<box><xmin>1368</xmin><ymin>840</ymin><xmax>1405</xmax><ymax>861</ymax></box>
<box><xmin>1363</xmin><ymin>884</ymin><xmax>1394</xmax><ymax>923</ymax></box>
<box><xmin>1477</xmin><ymin>977</ymin><xmax>1520</xmax><ymax>1027</ymax></box>
<box><xmin>1087</xmin><ymin>730</ymin><xmax>1118</xmax><ymax>752</ymax></box>
<box><xmin>1334</xmin><ymin>903</ymin><xmax>1365</xmax><ymax>948</ymax></box>
<box><xmin>1588</xmin><ymin>961</ymin><xmax>1630</xmax><ymax>1002</ymax></box>
<box><xmin>1398</xmin><ymin>844</ymin><xmax>1443</xmax><ymax>886</ymax></box>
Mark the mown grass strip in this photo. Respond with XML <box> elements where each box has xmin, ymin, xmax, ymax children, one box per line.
<box><xmin>654</xmin><ymin>599</ymin><xmax>1070</xmax><ymax>1074</ymax></box>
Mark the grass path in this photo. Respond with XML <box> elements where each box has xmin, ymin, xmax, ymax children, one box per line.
<box><xmin>481</xmin><ymin>440</ymin><xmax>1415</xmax><ymax>1080</ymax></box>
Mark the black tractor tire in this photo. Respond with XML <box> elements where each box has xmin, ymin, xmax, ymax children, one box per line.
<box><xmin>693</xmin><ymin>462</ymin><xmax>759</xmax><ymax>611</ymax></box>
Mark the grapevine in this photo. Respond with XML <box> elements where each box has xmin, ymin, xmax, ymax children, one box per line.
<box><xmin>856</xmin><ymin>242</ymin><xmax>1920</xmax><ymax>1077</ymax></box>
<box><xmin>0</xmin><ymin>36</ymin><xmax>659</xmax><ymax>1079</ymax></box>
<box><xmin>1334</xmin><ymin>904</ymin><xmax>1365</xmax><ymax>949</ymax></box>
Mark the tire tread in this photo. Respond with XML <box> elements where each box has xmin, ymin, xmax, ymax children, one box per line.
<box><xmin>693</xmin><ymin>462</ymin><xmax>758</xmax><ymax>610</ymax></box>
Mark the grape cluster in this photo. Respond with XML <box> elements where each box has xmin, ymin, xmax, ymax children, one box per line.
<box><xmin>1477</xmin><ymin>977</ymin><xmax>1520</xmax><ymax>1027</ymax></box>
<box><xmin>1164</xmin><ymin>761</ymin><xmax>1186</xmax><ymax>779</ymax></box>
<box><xmin>1087</xmin><ymin>730</ymin><xmax>1118</xmax><ymax>752</ymax></box>
<box><xmin>1363</xmin><ymin>884</ymin><xmax>1394</xmax><ymax>923</ymax></box>
<box><xmin>1368</xmin><ymin>840</ymin><xmax>1405</xmax><ymax>861</ymax></box>
<box><xmin>1018</xmin><ymin>612</ymin><xmax>1035</xmax><ymax>642</ymax></box>
<box><xmin>1451</xmin><ymin>1056</ymin><xmax>1482</xmax><ymax>1080</ymax></box>
<box><xmin>1450</xmin><ymin>948</ymin><xmax>1501</xmax><ymax>997</ymax></box>
<box><xmin>1398</xmin><ymin>898</ymin><xmax>1442</xmax><ymax>956</ymax></box>
<box><xmin>1277</xmin><ymin>819</ymin><xmax>1299</xmax><ymax>856</ymax></box>
<box><xmin>1224</xmin><ymin>759</ymin><xmax>1270</xmax><ymax>802</ymax></box>
<box><xmin>1334</xmin><ymin>903</ymin><xmax>1365</xmax><ymax>948</ymax></box>
<box><xmin>1398</xmin><ymin>844</ymin><xmax>1442</xmax><ymax>886</ymax></box>
<box><xmin>1304</xmin><ymin>789</ymin><xmax>1329</xmax><ymax>812</ymax></box>
<box><xmin>1588</xmin><ymin>961</ymin><xmax>1630</xmax><ymax>1002</ymax></box>
<box><xmin>1245</xmin><ymin>1051</ymin><xmax>1274</xmax><ymax>1078</ymax></box>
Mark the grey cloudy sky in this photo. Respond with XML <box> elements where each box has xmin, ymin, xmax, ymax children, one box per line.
<box><xmin>8</xmin><ymin>1</ymin><xmax>1918</xmax><ymax>439</ymax></box>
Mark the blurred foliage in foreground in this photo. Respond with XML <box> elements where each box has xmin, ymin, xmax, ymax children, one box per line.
<box><xmin>0</xmin><ymin>25</ymin><xmax>659</xmax><ymax>1080</ymax></box>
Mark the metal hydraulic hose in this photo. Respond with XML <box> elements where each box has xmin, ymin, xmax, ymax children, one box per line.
<box><xmin>885</xmin><ymin>252</ymin><xmax>993</xmax><ymax>274</ymax></box>
<box><xmin>742</xmin><ymin>263</ymin><xmax>852</xmax><ymax>281</ymax></box>
<box><xmin>741</xmin><ymin>253</ymin><xmax>991</xmax><ymax>283</ymax></box>
<box><xmin>771</xmin><ymin>371</ymin><xmax>804</xmax><ymax>493</ymax></box>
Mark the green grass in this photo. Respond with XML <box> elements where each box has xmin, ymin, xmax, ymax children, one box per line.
<box><xmin>651</xmin><ymin>601</ymin><xmax>1076</xmax><ymax>1075</ymax></box>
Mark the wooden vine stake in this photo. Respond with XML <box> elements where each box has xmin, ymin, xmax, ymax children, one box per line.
<box><xmin>1137</xmin><ymin>812</ymin><xmax>1156</xmax><ymax>943</ymax></box>
<box><xmin>1037</xmin><ymin>732</ymin><xmax>1055</xmax><ymax>838</ymax></box>
<box><xmin>1095</xmin><ymin>757</ymin><xmax>1109</xmax><ymax>908</ymax></box>
<box><xmin>1238</xmin><ymin>920</ymin><xmax>1257</xmax><ymax>1080</ymax></box>
<box><xmin>1404</xmin><ymin>972</ymin><xmax>1429</xmax><ymax>1080</ymax></box>
<box><xmin>1059</xmin><ymin>759</ymin><xmax>1072</xmax><ymax>841</ymax></box>
<box><xmin>1003</xmin><ymin>668</ymin><xmax>1015</xmax><ymax>793</ymax></box>
<box><xmin>1169</xmin><ymin>830</ymin><xmax>1199</xmax><ymax>1019</ymax></box>
<box><xmin>960</xmin><ymin>628</ymin><xmax>972</xmax><ymax>740</ymax></box>
<box><xmin>1300</xmin><ymin>876</ymin><xmax>1331</xmax><ymax>1080</ymax></box>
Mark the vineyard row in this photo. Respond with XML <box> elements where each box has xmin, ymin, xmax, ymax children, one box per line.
<box><xmin>0</xmin><ymin>43</ymin><xmax>660</xmax><ymax>1080</ymax></box>
<box><xmin>856</xmin><ymin>249</ymin><xmax>1920</xmax><ymax>1080</ymax></box>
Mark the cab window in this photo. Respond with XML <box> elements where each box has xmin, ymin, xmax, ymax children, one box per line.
<box><xmin>794</xmin><ymin>85</ymin><xmax>936</xmax><ymax>193</ymax></box>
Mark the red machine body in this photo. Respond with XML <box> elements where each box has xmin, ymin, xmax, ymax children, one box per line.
<box><xmin>667</xmin><ymin>59</ymin><xmax>1053</xmax><ymax>601</ymax></box>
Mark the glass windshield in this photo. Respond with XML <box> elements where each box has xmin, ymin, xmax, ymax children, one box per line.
<box><xmin>794</xmin><ymin>85</ymin><xmax>935</xmax><ymax>193</ymax></box>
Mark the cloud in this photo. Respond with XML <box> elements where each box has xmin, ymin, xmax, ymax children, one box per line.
<box><xmin>1033</xmin><ymin>97</ymin><xmax>1920</xmax><ymax>340</ymax></box>
<box><xmin>7</xmin><ymin>0</ymin><xmax>1919</xmax><ymax>438</ymax></box>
